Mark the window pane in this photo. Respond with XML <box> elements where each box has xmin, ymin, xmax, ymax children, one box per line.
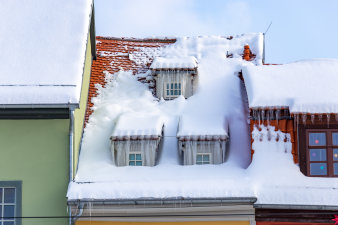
<box><xmin>136</xmin><ymin>154</ymin><xmax>141</xmax><ymax>160</ymax></box>
<box><xmin>196</xmin><ymin>155</ymin><xmax>202</xmax><ymax>161</ymax></box>
<box><xmin>179</xmin><ymin>83</ymin><xmax>181</xmax><ymax>88</ymax></box>
<box><xmin>129</xmin><ymin>161</ymin><xmax>135</xmax><ymax>166</ymax></box>
<box><xmin>166</xmin><ymin>90</ymin><xmax>169</xmax><ymax>95</ymax></box>
<box><xmin>334</xmin><ymin>163</ymin><xmax>338</xmax><ymax>175</ymax></box>
<box><xmin>4</xmin><ymin>222</ymin><xmax>14</xmax><ymax>225</ymax></box>
<box><xmin>309</xmin><ymin>149</ymin><xmax>326</xmax><ymax>161</ymax></box>
<box><xmin>174</xmin><ymin>90</ymin><xmax>178</xmax><ymax>95</ymax></box>
<box><xmin>0</xmin><ymin>205</ymin><xmax>2</xmax><ymax>217</ymax></box>
<box><xmin>129</xmin><ymin>154</ymin><xmax>135</xmax><ymax>160</ymax></box>
<box><xmin>309</xmin><ymin>133</ymin><xmax>326</xmax><ymax>146</ymax></box>
<box><xmin>4</xmin><ymin>205</ymin><xmax>15</xmax><ymax>218</ymax></box>
<box><xmin>166</xmin><ymin>84</ymin><xmax>169</xmax><ymax>89</ymax></box>
<box><xmin>333</xmin><ymin>133</ymin><xmax>338</xmax><ymax>145</ymax></box>
<box><xmin>0</xmin><ymin>188</ymin><xmax>2</xmax><ymax>203</ymax></box>
<box><xmin>334</xmin><ymin>149</ymin><xmax>338</xmax><ymax>161</ymax></box>
<box><xmin>203</xmin><ymin>155</ymin><xmax>210</xmax><ymax>161</ymax></box>
<box><xmin>179</xmin><ymin>90</ymin><xmax>181</xmax><ymax>95</ymax></box>
<box><xmin>4</xmin><ymin>189</ymin><xmax>15</xmax><ymax>203</ymax></box>
<box><xmin>310</xmin><ymin>163</ymin><xmax>327</xmax><ymax>175</ymax></box>
<box><xmin>171</xmin><ymin>83</ymin><xmax>173</xmax><ymax>89</ymax></box>
<box><xmin>136</xmin><ymin>161</ymin><xmax>142</xmax><ymax>166</ymax></box>
<box><xmin>174</xmin><ymin>83</ymin><xmax>177</xmax><ymax>89</ymax></box>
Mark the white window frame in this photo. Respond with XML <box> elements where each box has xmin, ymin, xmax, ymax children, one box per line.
<box><xmin>0</xmin><ymin>181</ymin><xmax>21</xmax><ymax>225</ymax></box>
<box><xmin>128</xmin><ymin>152</ymin><xmax>143</xmax><ymax>166</ymax></box>
<box><xmin>164</xmin><ymin>82</ymin><xmax>182</xmax><ymax>100</ymax></box>
<box><xmin>196</xmin><ymin>153</ymin><xmax>212</xmax><ymax>165</ymax></box>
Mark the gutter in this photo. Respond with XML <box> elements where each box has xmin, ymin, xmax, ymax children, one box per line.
<box><xmin>254</xmin><ymin>204</ymin><xmax>338</xmax><ymax>211</ymax></box>
<box><xmin>0</xmin><ymin>103</ymin><xmax>79</xmax><ymax>109</ymax></box>
<box><xmin>68</xmin><ymin>197</ymin><xmax>257</xmax><ymax>206</ymax></box>
<box><xmin>68</xmin><ymin>106</ymin><xmax>75</xmax><ymax>225</ymax></box>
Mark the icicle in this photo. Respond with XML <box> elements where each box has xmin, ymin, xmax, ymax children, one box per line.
<box><xmin>311</xmin><ymin>114</ymin><xmax>315</xmax><ymax>124</ymax></box>
<box><xmin>327</xmin><ymin>114</ymin><xmax>331</xmax><ymax>128</ymax></box>
<box><xmin>318</xmin><ymin>114</ymin><xmax>323</xmax><ymax>121</ymax></box>
<box><xmin>261</xmin><ymin>110</ymin><xmax>265</xmax><ymax>121</ymax></box>
<box><xmin>296</xmin><ymin>114</ymin><xmax>299</xmax><ymax>124</ymax></box>
<box><xmin>266</xmin><ymin>109</ymin><xmax>270</xmax><ymax>126</ymax></box>
<box><xmin>275</xmin><ymin>109</ymin><xmax>280</xmax><ymax>126</ymax></box>
<box><xmin>336</xmin><ymin>114</ymin><xmax>338</xmax><ymax>122</ymax></box>
<box><xmin>257</xmin><ymin>109</ymin><xmax>261</xmax><ymax>126</ymax></box>
<box><xmin>302</xmin><ymin>114</ymin><xmax>307</xmax><ymax>124</ymax></box>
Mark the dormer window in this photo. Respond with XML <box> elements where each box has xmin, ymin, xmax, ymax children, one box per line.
<box><xmin>110</xmin><ymin>114</ymin><xmax>164</xmax><ymax>167</ymax></box>
<box><xmin>150</xmin><ymin>57</ymin><xmax>198</xmax><ymax>100</ymax></box>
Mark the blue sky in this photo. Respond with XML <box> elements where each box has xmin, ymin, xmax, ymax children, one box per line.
<box><xmin>95</xmin><ymin>0</ymin><xmax>338</xmax><ymax>63</ymax></box>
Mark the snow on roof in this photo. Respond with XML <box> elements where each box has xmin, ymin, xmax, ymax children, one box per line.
<box><xmin>150</xmin><ymin>56</ymin><xmax>198</xmax><ymax>69</ymax></box>
<box><xmin>66</xmin><ymin>34</ymin><xmax>338</xmax><ymax>207</ymax></box>
<box><xmin>177</xmin><ymin>114</ymin><xmax>228</xmax><ymax>139</ymax></box>
<box><xmin>0</xmin><ymin>0</ymin><xmax>93</xmax><ymax>105</ymax></box>
<box><xmin>111</xmin><ymin>113</ymin><xmax>164</xmax><ymax>139</ymax></box>
<box><xmin>242</xmin><ymin>59</ymin><xmax>338</xmax><ymax>114</ymax></box>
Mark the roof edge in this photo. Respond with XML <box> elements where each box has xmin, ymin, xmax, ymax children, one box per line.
<box><xmin>67</xmin><ymin>197</ymin><xmax>257</xmax><ymax>205</ymax></box>
<box><xmin>254</xmin><ymin>204</ymin><xmax>338</xmax><ymax>210</ymax></box>
<box><xmin>97</xmin><ymin>36</ymin><xmax>177</xmax><ymax>43</ymax></box>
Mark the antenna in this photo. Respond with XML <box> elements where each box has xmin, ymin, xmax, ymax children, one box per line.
<box><xmin>264</xmin><ymin>21</ymin><xmax>272</xmax><ymax>35</ymax></box>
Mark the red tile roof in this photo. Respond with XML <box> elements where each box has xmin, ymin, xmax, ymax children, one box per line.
<box><xmin>85</xmin><ymin>37</ymin><xmax>176</xmax><ymax>124</ymax></box>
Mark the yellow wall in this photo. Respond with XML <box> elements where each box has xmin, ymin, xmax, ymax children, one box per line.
<box><xmin>73</xmin><ymin>31</ymin><xmax>93</xmax><ymax>178</ymax></box>
<box><xmin>76</xmin><ymin>221</ymin><xmax>250</xmax><ymax>225</ymax></box>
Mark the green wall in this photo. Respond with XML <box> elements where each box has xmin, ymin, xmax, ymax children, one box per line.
<box><xmin>73</xmin><ymin>32</ymin><xmax>93</xmax><ymax>178</ymax></box>
<box><xmin>0</xmin><ymin>119</ymin><xmax>69</xmax><ymax>225</ymax></box>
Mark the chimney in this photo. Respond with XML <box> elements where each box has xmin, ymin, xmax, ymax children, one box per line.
<box><xmin>243</xmin><ymin>44</ymin><xmax>252</xmax><ymax>61</ymax></box>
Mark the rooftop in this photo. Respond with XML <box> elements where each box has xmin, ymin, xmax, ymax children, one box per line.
<box><xmin>0</xmin><ymin>0</ymin><xmax>93</xmax><ymax>105</ymax></box>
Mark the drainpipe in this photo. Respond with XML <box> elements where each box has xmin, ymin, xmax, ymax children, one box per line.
<box><xmin>69</xmin><ymin>106</ymin><xmax>75</xmax><ymax>225</ymax></box>
<box><xmin>70</xmin><ymin>202</ymin><xmax>85</xmax><ymax>225</ymax></box>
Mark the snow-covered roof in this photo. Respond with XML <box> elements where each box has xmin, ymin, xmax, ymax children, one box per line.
<box><xmin>150</xmin><ymin>56</ymin><xmax>198</xmax><ymax>70</ymax></box>
<box><xmin>177</xmin><ymin>114</ymin><xmax>228</xmax><ymax>140</ymax></box>
<box><xmin>242</xmin><ymin>59</ymin><xmax>338</xmax><ymax>114</ymax></box>
<box><xmin>111</xmin><ymin>113</ymin><xmax>164</xmax><ymax>139</ymax></box>
<box><xmin>0</xmin><ymin>0</ymin><xmax>93</xmax><ymax>105</ymax></box>
<box><xmin>66</xmin><ymin>33</ymin><xmax>338</xmax><ymax>208</ymax></box>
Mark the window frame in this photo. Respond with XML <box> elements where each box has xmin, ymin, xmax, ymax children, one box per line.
<box><xmin>0</xmin><ymin>181</ymin><xmax>22</xmax><ymax>225</ymax></box>
<box><xmin>128</xmin><ymin>152</ymin><xmax>143</xmax><ymax>166</ymax></box>
<box><xmin>164</xmin><ymin>82</ymin><xmax>182</xmax><ymax>100</ymax></box>
<box><xmin>196</xmin><ymin>153</ymin><xmax>212</xmax><ymax>165</ymax></box>
<box><xmin>304</xmin><ymin>129</ymin><xmax>338</xmax><ymax>177</ymax></box>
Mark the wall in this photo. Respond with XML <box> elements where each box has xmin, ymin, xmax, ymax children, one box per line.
<box><xmin>76</xmin><ymin>221</ymin><xmax>250</xmax><ymax>225</ymax></box>
<box><xmin>0</xmin><ymin>119</ymin><xmax>69</xmax><ymax>225</ymax></box>
<box><xmin>73</xmin><ymin>32</ymin><xmax>93</xmax><ymax>178</ymax></box>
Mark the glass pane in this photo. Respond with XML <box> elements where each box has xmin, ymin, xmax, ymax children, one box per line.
<box><xmin>179</xmin><ymin>83</ymin><xmax>181</xmax><ymax>88</ymax></box>
<box><xmin>166</xmin><ymin>90</ymin><xmax>169</xmax><ymax>95</ymax></box>
<box><xmin>136</xmin><ymin>154</ymin><xmax>141</xmax><ymax>160</ymax></box>
<box><xmin>333</xmin><ymin>133</ymin><xmax>338</xmax><ymax>145</ymax></box>
<box><xmin>4</xmin><ymin>222</ymin><xmax>14</xmax><ymax>225</ymax></box>
<box><xmin>179</xmin><ymin>90</ymin><xmax>181</xmax><ymax>95</ymax></box>
<box><xmin>309</xmin><ymin>133</ymin><xmax>326</xmax><ymax>146</ymax></box>
<box><xmin>196</xmin><ymin>155</ymin><xmax>202</xmax><ymax>162</ymax></box>
<box><xmin>166</xmin><ymin>84</ymin><xmax>169</xmax><ymax>89</ymax></box>
<box><xmin>309</xmin><ymin>149</ymin><xmax>326</xmax><ymax>161</ymax></box>
<box><xmin>4</xmin><ymin>189</ymin><xmax>15</xmax><ymax>203</ymax></box>
<box><xmin>174</xmin><ymin>83</ymin><xmax>177</xmax><ymax>89</ymax></box>
<box><xmin>0</xmin><ymin>188</ymin><xmax>2</xmax><ymax>203</ymax></box>
<box><xmin>334</xmin><ymin>163</ymin><xmax>338</xmax><ymax>175</ymax></box>
<box><xmin>129</xmin><ymin>154</ymin><xmax>135</xmax><ymax>160</ymax></box>
<box><xmin>171</xmin><ymin>83</ymin><xmax>173</xmax><ymax>89</ymax></box>
<box><xmin>203</xmin><ymin>155</ymin><xmax>210</xmax><ymax>161</ymax></box>
<box><xmin>310</xmin><ymin>163</ymin><xmax>327</xmax><ymax>175</ymax></box>
<box><xmin>333</xmin><ymin>149</ymin><xmax>338</xmax><ymax>161</ymax></box>
<box><xmin>174</xmin><ymin>90</ymin><xmax>177</xmax><ymax>95</ymax></box>
<box><xmin>170</xmin><ymin>90</ymin><xmax>173</xmax><ymax>95</ymax></box>
<box><xmin>129</xmin><ymin>161</ymin><xmax>135</xmax><ymax>166</ymax></box>
<box><xmin>4</xmin><ymin>205</ymin><xmax>15</xmax><ymax>218</ymax></box>
<box><xmin>0</xmin><ymin>205</ymin><xmax>2</xmax><ymax>217</ymax></box>
<box><xmin>136</xmin><ymin>161</ymin><xmax>142</xmax><ymax>166</ymax></box>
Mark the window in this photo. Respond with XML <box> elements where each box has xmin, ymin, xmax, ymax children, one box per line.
<box><xmin>196</xmin><ymin>153</ymin><xmax>211</xmax><ymax>165</ymax></box>
<box><xmin>164</xmin><ymin>83</ymin><xmax>181</xmax><ymax>100</ymax></box>
<box><xmin>306</xmin><ymin>130</ymin><xmax>338</xmax><ymax>177</ymax></box>
<box><xmin>0</xmin><ymin>181</ymin><xmax>21</xmax><ymax>225</ymax></box>
<box><xmin>128</xmin><ymin>153</ymin><xmax>142</xmax><ymax>166</ymax></box>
